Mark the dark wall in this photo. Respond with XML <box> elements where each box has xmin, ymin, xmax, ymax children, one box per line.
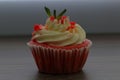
<box><xmin>0</xmin><ymin>0</ymin><xmax>120</xmax><ymax>36</ymax></box>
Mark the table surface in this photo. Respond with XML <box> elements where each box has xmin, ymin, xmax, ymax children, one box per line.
<box><xmin>0</xmin><ymin>34</ymin><xmax>120</xmax><ymax>80</ymax></box>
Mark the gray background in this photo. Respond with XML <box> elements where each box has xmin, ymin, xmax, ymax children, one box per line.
<box><xmin>0</xmin><ymin>0</ymin><xmax>120</xmax><ymax>36</ymax></box>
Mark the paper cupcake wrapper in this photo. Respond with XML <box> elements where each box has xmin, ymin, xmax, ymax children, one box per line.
<box><xmin>27</xmin><ymin>40</ymin><xmax>92</xmax><ymax>73</ymax></box>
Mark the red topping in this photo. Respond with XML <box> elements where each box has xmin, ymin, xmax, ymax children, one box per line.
<box><xmin>67</xmin><ymin>25</ymin><xmax>75</xmax><ymax>30</ymax></box>
<box><xmin>60</xmin><ymin>16</ymin><xmax>67</xmax><ymax>24</ymax></box>
<box><xmin>66</xmin><ymin>21</ymin><xmax>76</xmax><ymax>30</ymax></box>
<box><xmin>50</xmin><ymin>16</ymin><xmax>55</xmax><ymax>21</ymax></box>
<box><xmin>70</xmin><ymin>25</ymin><xmax>75</xmax><ymax>29</ymax></box>
<box><xmin>61</xmin><ymin>19</ymin><xmax>64</xmax><ymax>24</ymax></box>
<box><xmin>70</xmin><ymin>21</ymin><xmax>76</xmax><ymax>25</ymax></box>
<box><xmin>34</xmin><ymin>24</ymin><xmax>42</xmax><ymax>31</ymax></box>
<box><xmin>61</xmin><ymin>16</ymin><xmax>67</xmax><ymax>20</ymax></box>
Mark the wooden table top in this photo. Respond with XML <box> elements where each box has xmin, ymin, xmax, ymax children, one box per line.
<box><xmin>0</xmin><ymin>34</ymin><xmax>120</xmax><ymax>80</ymax></box>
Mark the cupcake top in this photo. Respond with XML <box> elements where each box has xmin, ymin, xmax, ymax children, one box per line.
<box><xmin>32</xmin><ymin>7</ymin><xmax>86</xmax><ymax>46</ymax></box>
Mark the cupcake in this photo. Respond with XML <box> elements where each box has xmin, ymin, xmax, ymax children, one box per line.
<box><xmin>27</xmin><ymin>7</ymin><xmax>92</xmax><ymax>74</ymax></box>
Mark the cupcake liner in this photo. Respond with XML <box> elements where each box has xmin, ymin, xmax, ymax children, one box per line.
<box><xmin>27</xmin><ymin>39</ymin><xmax>92</xmax><ymax>73</ymax></box>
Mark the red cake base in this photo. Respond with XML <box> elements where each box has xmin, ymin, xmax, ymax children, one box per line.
<box><xmin>27</xmin><ymin>39</ymin><xmax>92</xmax><ymax>74</ymax></box>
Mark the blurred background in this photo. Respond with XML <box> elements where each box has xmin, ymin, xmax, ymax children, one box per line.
<box><xmin>0</xmin><ymin>1</ymin><xmax>120</xmax><ymax>80</ymax></box>
<box><xmin>0</xmin><ymin>0</ymin><xmax>120</xmax><ymax>36</ymax></box>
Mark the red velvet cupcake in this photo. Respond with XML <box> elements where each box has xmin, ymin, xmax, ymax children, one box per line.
<box><xmin>27</xmin><ymin>7</ymin><xmax>92</xmax><ymax>74</ymax></box>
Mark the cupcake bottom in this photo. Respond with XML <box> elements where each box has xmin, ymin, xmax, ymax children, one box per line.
<box><xmin>27</xmin><ymin>39</ymin><xmax>92</xmax><ymax>74</ymax></box>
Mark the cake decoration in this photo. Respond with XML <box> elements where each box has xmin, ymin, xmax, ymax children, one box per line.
<box><xmin>31</xmin><ymin>7</ymin><xmax>86</xmax><ymax>46</ymax></box>
<box><xmin>27</xmin><ymin>7</ymin><xmax>92</xmax><ymax>74</ymax></box>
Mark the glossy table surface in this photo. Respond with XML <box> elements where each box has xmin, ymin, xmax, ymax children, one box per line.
<box><xmin>0</xmin><ymin>34</ymin><xmax>120</xmax><ymax>80</ymax></box>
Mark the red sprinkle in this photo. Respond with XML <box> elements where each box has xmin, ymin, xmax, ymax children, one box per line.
<box><xmin>66</xmin><ymin>25</ymin><xmax>75</xmax><ymax>30</ymax></box>
<box><xmin>34</xmin><ymin>24</ymin><xmax>42</xmax><ymax>31</ymax></box>
<box><xmin>66</xmin><ymin>21</ymin><xmax>76</xmax><ymax>30</ymax></box>
<box><xmin>61</xmin><ymin>19</ymin><xmax>64</xmax><ymax>24</ymax></box>
<box><xmin>70</xmin><ymin>21</ymin><xmax>76</xmax><ymax>25</ymax></box>
<box><xmin>70</xmin><ymin>25</ymin><xmax>75</xmax><ymax>29</ymax></box>
<box><xmin>50</xmin><ymin>16</ymin><xmax>55</xmax><ymax>21</ymax></box>
<box><xmin>60</xmin><ymin>16</ymin><xmax>67</xmax><ymax>24</ymax></box>
<box><xmin>61</xmin><ymin>16</ymin><xmax>67</xmax><ymax>20</ymax></box>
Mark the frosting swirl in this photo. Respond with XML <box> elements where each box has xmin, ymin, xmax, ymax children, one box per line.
<box><xmin>32</xmin><ymin>16</ymin><xmax>86</xmax><ymax>46</ymax></box>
